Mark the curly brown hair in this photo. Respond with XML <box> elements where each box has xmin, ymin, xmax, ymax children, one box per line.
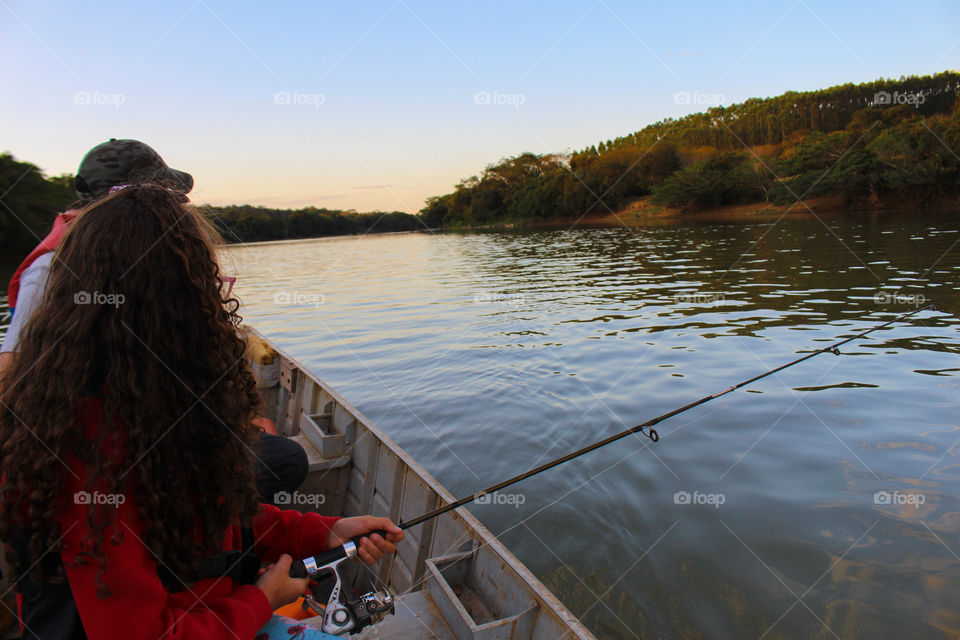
<box><xmin>0</xmin><ymin>184</ymin><xmax>262</xmax><ymax>594</ymax></box>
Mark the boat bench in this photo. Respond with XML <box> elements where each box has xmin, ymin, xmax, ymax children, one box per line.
<box><xmin>290</xmin><ymin>432</ymin><xmax>351</xmax><ymax>472</ymax></box>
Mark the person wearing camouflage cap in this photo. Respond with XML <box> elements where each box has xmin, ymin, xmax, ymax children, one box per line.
<box><xmin>0</xmin><ymin>140</ymin><xmax>307</xmax><ymax>507</ymax></box>
<box><xmin>74</xmin><ymin>138</ymin><xmax>193</xmax><ymax>200</ymax></box>
<box><xmin>3</xmin><ymin>139</ymin><xmax>193</xmax><ymax>329</ymax></box>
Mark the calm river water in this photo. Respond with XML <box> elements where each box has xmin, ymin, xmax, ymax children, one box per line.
<box><xmin>4</xmin><ymin>211</ymin><xmax>960</xmax><ymax>639</ymax></box>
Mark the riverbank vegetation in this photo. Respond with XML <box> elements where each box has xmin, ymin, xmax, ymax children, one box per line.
<box><xmin>200</xmin><ymin>205</ymin><xmax>421</xmax><ymax>243</ymax></box>
<box><xmin>0</xmin><ymin>153</ymin><xmax>74</xmax><ymax>253</ymax></box>
<box><xmin>0</xmin><ymin>152</ymin><xmax>422</xmax><ymax>252</ymax></box>
<box><xmin>420</xmin><ymin>72</ymin><xmax>960</xmax><ymax>227</ymax></box>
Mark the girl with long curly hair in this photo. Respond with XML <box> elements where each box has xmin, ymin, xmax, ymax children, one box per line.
<box><xmin>0</xmin><ymin>185</ymin><xmax>402</xmax><ymax>639</ymax></box>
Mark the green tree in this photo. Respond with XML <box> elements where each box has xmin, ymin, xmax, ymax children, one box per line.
<box><xmin>652</xmin><ymin>152</ymin><xmax>770</xmax><ymax>208</ymax></box>
<box><xmin>0</xmin><ymin>153</ymin><xmax>75</xmax><ymax>253</ymax></box>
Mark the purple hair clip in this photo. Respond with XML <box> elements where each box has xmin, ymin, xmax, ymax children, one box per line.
<box><xmin>109</xmin><ymin>183</ymin><xmax>190</xmax><ymax>203</ymax></box>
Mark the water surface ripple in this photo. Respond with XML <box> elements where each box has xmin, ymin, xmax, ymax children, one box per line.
<box><xmin>219</xmin><ymin>214</ymin><xmax>960</xmax><ymax>639</ymax></box>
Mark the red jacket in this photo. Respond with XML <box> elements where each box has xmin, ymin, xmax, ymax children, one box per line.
<box><xmin>6</xmin><ymin>211</ymin><xmax>76</xmax><ymax>314</ymax></box>
<box><xmin>33</xmin><ymin>398</ymin><xmax>339</xmax><ymax>639</ymax></box>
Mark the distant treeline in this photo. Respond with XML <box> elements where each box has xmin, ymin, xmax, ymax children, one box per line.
<box><xmin>200</xmin><ymin>204</ymin><xmax>422</xmax><ymax>243</ymax></box>
<box><xmin>0</xmin><ymin>152</ymin><xmax>422</xmax><ymax>253</ymax></box>
<box><xmin>420</xmin><ymin>72</ymin><xmax>960</xmax><ymax>227</ymax></box>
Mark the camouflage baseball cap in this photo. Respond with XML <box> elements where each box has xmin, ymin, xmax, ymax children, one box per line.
<box><xmin>75</xmin><ymin>138</ymin><xmax>193</xmax><ymax>198</ymax></box>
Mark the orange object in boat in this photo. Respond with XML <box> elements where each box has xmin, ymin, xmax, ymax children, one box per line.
<box><xmin>274</xmin><ymin>597</ymin><xmax>320</xmax><ymax>620</ymax></box>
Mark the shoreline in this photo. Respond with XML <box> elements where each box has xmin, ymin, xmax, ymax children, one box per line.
<box><xmin>451</xmin><ymin>196</ymin><xmax>960</xmax><ymax>231</ymax></box>
<box><xmin>222</xmin><ymin>228</ymin><xmax>428</xmax><ymax>249</ymax></box>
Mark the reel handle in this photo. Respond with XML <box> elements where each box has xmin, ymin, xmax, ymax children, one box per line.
<box><xmin>290</xmin><ymin>545</ymin><xmax>347</xmax><ymax>579</ymax></box>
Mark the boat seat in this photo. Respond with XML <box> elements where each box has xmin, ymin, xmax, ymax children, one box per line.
<box><xmin>290</xmin><ymin>433</ymin><xmax>351</xmax><ymax>472</ymax></box>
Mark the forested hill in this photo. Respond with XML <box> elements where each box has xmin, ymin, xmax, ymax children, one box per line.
<box><xmin>420</xmin><ymin>72</ymin><xmax>960</xmax><ymax>227</ymax></box>
<box><xmin>0</xmin><ymin>152</ymin><xmax>422</xmax><ymax>254</ymax></box>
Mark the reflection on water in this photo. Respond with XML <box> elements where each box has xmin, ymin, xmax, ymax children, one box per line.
<box><xmin>4</xmin><ymin>211</ymin><xmax>959</xmax><ymax>639</ymax></box>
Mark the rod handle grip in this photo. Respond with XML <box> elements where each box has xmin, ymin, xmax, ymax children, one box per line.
<box><xmin>351</xmin><ymin>529</ymin><xmax>389</xmax><ymax>548</ymax></box>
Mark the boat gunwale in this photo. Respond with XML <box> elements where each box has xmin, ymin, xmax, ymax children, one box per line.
<box><xmin>250</xmin><ymin>327</ymin><xmax>596</xmax><ymax>639</ymax></box>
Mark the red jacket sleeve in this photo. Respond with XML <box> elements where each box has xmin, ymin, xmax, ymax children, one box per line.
<box><xmin>253</xmin><ymin>504</ymin><xmax>340</xmax><ymax>563</ymax></box>
<box><xmin>59</xmin><ymin>490</ymin><xmax>273</xmax><ymax>640</ymax></box>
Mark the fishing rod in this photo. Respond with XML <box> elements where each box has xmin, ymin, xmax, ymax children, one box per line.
<box><xmin>291</xmin><ymin>305</ymin><xmax>933</xmax><ymax>633</ymax></box>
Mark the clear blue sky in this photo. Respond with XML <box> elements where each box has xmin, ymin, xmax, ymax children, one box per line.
<box><xmin>1</xmin><ymin>0</ymin><xmax>957</xmax><ymax>212</ymax></box>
